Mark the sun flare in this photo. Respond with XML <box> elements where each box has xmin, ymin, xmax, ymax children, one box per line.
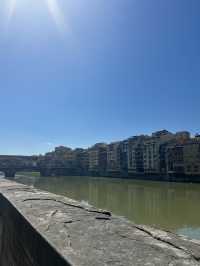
<box><xmin>8</xmin><ymin>0</ymin><xmax>17</xmax><ymax>21</ymax></box>
<box><xmin>45</xmin><ymin>0</ymin><xmax>67</xmax><ymax>33</ymax></box>
<box><xmin>7</xmin><ymin>0</ymin><xmax>67</xmax><ymax>33</ymax></box>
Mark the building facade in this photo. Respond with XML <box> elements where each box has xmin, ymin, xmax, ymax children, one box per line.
<box><xmin>183</xmin><ymin>139</ymin><xmax>200</xmax><ymax>176</ymax></box>
<box><xmin>143</xmin><ymin>130</ymin><xmax>174</xmax><ymax>174</ymax></box>
<box><xmin>74</xmin><ymin>148</ymin><xmax>89</xmax><ymax>175</ymax></box>
<box><xmin>128</xmin><ymin>136</ymin><xmax>147</xmax><ymax>175</ymax></box>
<box><xmin>166</xmin><ymin>144</ymin><xmax>185</xmax><ymax>175</ymax></box>
<box><xmin>38</xmin><ymin>130</ymin><xmax>200</xmax><ymax>179</ymax></box>
<box><xmin>88</xmin><ymin>143</ymin><xmax>107</xmax><ymax>175</ymax></box>
<box><xmin>107</xmin><ymin>142</ymin><xmax>121</xmax><ymax>174</ymax></box>
<box><xmin>119</xmin><ymin>140</ymin><xmax>128</xmax><ymax>174</ymax></box>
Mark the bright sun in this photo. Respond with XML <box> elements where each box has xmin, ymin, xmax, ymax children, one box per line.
<box><xmin>8</xmin><ymin>0</ymin><xmax>16</xmax><ymax>20</ymax></box>
<box><xmin>7</xmin><ymin>0</ymin><xmax>67</xmax><ymax>32</ymax></box>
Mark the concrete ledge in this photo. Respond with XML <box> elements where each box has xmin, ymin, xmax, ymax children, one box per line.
<box><xmin>0</xmin><ymin>193</ymin><xmax>70</xmax><ymax>266</ymax></box>
<box><xmin>1</xmin><ymin>179</ymin><xmax>200</xmax><ymax>265</ymax></box>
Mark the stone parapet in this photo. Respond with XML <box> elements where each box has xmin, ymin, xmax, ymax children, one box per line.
<box><xmin>0</xmin><ymin>178</ymin><xmax>200</xmax><ymax>265</ymax></box>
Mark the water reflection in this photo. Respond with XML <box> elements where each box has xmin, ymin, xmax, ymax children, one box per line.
<box><xmin>15</xmin><ymin>175</ymin><xmax>200</xmax><ymax>239</ymax></box>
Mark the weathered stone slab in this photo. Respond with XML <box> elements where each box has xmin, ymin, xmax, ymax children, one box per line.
<box><xmin>0</xmin><ymin>178</ymin><xmax>200</xmax><ymax>266</ymax></box>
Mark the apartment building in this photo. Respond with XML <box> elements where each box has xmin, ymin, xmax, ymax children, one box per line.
<box><xmin>41</xmin><ymin>146</ymin><xmax>75</xmax><ymax>168</ymax></box>
<box><xmin>119</xmin><ymin>140</ymin><xmax>128</xmax><ymax>173</ymax></box>
<box><xmin>88</xmin><ymin>143</ymin><xmax>107</xmax><ymax>175</ymax></box>
<box><xmin>128</xmin><ymin>136</ymin><xmax>147</xmax><ymax>174</ymax></box>
<box><xmin>107</xmin><ymin>142</ymin><xmax>121</xmax><ymax>173</ymax></box>
<box><xmin>166</xmin><ymin>144</ymin><xmax>185</xmax><ymax>175</ymax></box>
<box><xmin>74</xmin><ymin>148</ymin><xmax>89</xmax><ymax>174</ymax></box>
<box><xmin>183</xmin><ymin>138</ymin><xmax>200</xmax><ymax>176</ymax></box>
<box><xmin>143</xmin><ymin>130</ymin><xmax>174</xmax><ymax>174</ymax></box>
<box><xmin>40</xmin><ymin>130</ymin><xmax>200</xmax><ymax>178</ymax></box>
<box><xmin>54</xmin><ymin>146</ymin><xmax>75</xmax><ymax>161</ymax></box>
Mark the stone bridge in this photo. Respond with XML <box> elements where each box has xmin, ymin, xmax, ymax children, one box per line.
<box><xmin>0</xmin><ymin>155</ymin><xmax>78</xmax><ymax>178</ymax></box>
<box><xmin>0</xmin><ymin>155</ymin><xmax>40</xmax><ymax>178</ymax></box>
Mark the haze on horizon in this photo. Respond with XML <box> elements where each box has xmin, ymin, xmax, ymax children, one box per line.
<box><xmin>0</xmin><ymin>0</ymin><xmax>200</xmax><ymax>155</ymax></box>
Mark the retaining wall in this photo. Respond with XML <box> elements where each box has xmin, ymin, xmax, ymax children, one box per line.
<box><xmin>1</xmin><ymin>179</ymin><xmax>200</xmax><ymax>266</ymax></box>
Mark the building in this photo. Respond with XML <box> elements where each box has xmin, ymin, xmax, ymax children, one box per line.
<box><xmin>88</xmin><ymin>143</ymin><xmax>107</xmax><ymax>175</ymax></box>
<box><xmin>143</xmin><ymin>130</ymin><xmax>174</xmax><ymax>174</ymax></box>
<box><xmin>166</xmin><ymin>135</ymin><xmax>200</xmax><ymax>177</ymax></box>
<box><xmin>74</xmin><ymin>148</ymin><xmax>89</xmax><ymax>175</ymax></box>
<box><xmin>128</xmin><ymin>136</ymin><xmax>147</xmax><ymax>175</ymax></box>
<box><xmin>183</xmin><ymin>139</ymin><xmax>200</xmax><ymax>176</ymax></box>
<box><xmin>119</xmin><ymin>140</ymin><xmax>128</xmax><ymax>174</ymax></box>
<box><xmin>41</xmin><ymin>146</ymin><xmax>75</xmax><ymax>169</ymax></box>
<box><xmin>164</xmin><ymin>132</ymin><xmax>190</xmax><ymax>176</ymax></box>
<box><xmin>166</xmin><ymin>144</ymin><xmax>185</xmax><ymax>176</ymax></box>
<box><xmin>107</xmin><ymin>142</ymin><xmax>121</xmax><ymax>174</ymax></box>
<box><xmin>54</xmin><ymin>146</ymin><xmax>75</xmax><ymax>161</ymax></box>
<box><xmin>151</xmin><ymin>130</ymin><xmax>173</xmax><ymax>138</ymax></box>
<box><xmin>175</xmin><ymin>131</ymin><xmax>191</xmax><ymax>144</ymax></box>
<box><xmin>37</xmin><ymin>129</ymin><xmax>200</xmax><ymax>178</ymax></box>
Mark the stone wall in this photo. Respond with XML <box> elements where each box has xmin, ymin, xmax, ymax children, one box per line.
<box><xmin>1</xmin><ymin>179</ymin><xmax>200</xmax><ymax>266</ymax></box>
<box><xmin>0</xmin><ymin>193</ymin><xmax>71</xmax><ymax>266</ymax></box>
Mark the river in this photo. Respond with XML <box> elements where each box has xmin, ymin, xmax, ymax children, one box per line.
<box><xmin>15</xmin><ymin>174</ymin><xmax>200</xmax><ymax>240</ymax></box>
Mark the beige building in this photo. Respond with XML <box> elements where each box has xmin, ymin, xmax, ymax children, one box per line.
<box><xmin>88</xmin><ymin>143</ymin><xmax>107</xmax><ymax>174</ymax></box>
<box><xmin>43</xmin><ymin>146</ymin><xmax>75</xmax><ymax>168</ymax></box>
<box><xmin>143</xmin><ymin>130</ymin><xmax>174</xmax><ymax>174</ymax></box>
<box><xmin>183</xmin><ymin>139</ymin><xmax>200</xmax><ymax>176</ymax></box>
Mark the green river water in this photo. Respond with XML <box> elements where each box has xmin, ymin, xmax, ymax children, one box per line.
<box><xmin>15</xmin><ymin>174</ymin><xmax>200</xmax><ymax>240</ymax></box>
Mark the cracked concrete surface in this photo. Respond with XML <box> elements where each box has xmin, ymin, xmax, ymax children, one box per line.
<box><xmin>0</xmin><ymin>178</ymin><xmax>200</xmax><ymax>266</ymax></box>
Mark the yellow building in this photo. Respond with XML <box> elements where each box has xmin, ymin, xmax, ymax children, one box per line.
<box><xmin>143</xmin><ymin>130</ymin><xmax>174</xmax><ymax>174</ymax></box>
<box><xmin>183</xmin><ymin>139</ymin><xmax>200</xmax><ymax>176</ymax></box>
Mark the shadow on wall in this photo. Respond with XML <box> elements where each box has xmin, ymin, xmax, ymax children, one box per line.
<box><xmin>0</xmin><ymin>194</ymin><xmax>71</xmax><ymax>266</ymax></box>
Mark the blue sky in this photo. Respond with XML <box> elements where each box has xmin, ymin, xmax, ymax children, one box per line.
<box><xmin>0</xmin><ymin>0</ymin><xmax>200</xmax><ymax>155</ymax></box>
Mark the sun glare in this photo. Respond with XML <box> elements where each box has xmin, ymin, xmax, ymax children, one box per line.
<box><xmin>7</xmin><ymin>0</ymin><xmax>16</xmax><ymax>21</ymax></box>
<box><xmin>45</xmin><ymin>0</ymin><xmax>67</xmax><ymax>33</ymax></box>
<box><xmin>7</xmin><ymin>0</ymin><xmax>68</xmax><ymax>33</ymax></box>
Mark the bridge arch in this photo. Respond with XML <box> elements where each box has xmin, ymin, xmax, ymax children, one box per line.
<box><xmin>0</xmin><ymin>155</ymin><xmax>40</xmax><ymax>179</ymax></box>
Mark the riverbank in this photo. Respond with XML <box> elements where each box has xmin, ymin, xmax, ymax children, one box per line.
<box><xmin>1</xmin><ymin>178</ymin><xmax>200</xmax><ymax>265</ymax></box>
<box><xmin>95</xmin><ymin>172</ymin><xmax>200</xmax><ymax>183</ymax></box>
<box><xmin>17</xmin><ymin>170</ymin><xmax>200</xmax><ymax>183</ymax></box>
